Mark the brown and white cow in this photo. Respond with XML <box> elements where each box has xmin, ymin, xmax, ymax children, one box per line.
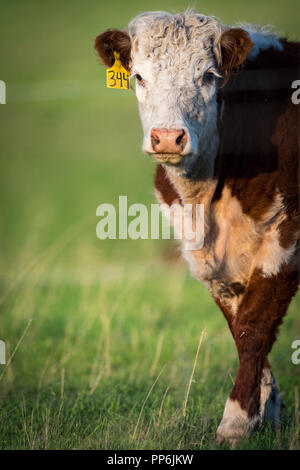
<box><xmin>95</xmin><ymin>11</ymin><xmax>300</xmax><ymax>444</ymax></box>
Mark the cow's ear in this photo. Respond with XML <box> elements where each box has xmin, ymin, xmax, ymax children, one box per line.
<box><xmin>94</xmin><ymin>29</ymin><xmax>131</xmax><ymax>70</ymax></box>
<box><xmin>220</xmin><ymin>28</ymin><xmax>253</xmax><ymax>73</ymax></box>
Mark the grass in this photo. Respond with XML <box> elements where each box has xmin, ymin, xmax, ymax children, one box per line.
<box><xmin>0</xmin><ymin>0</ymin><xmax>299</xmax><ymax>450</ymax></box>
<box><xmin>1</xmin><ymin>259</ymin><xmax>299</xmax><ymax>450</ymax></box>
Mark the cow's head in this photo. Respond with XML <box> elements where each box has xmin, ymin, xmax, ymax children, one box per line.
<box><xmin>95</xmin><ymin>12</ymin><xmax>253</xmax><ymax>177</ymax></box>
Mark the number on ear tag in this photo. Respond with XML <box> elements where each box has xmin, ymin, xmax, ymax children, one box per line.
<box><xmin>106</xmin><ymin>52</ymin><xmax>130</xmax><ymax>90</ymax></box>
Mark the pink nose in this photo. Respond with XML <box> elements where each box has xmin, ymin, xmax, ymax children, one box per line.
<box><xmin>150</xmin><ymin>128</ymin><xmax>187</xmax><ymax>154</ymax></box>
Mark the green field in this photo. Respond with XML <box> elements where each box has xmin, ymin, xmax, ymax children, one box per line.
<box><xmin>0</xmin><ymin>0</ymin><xmax>299</xmax><ymax>450</ymax></box>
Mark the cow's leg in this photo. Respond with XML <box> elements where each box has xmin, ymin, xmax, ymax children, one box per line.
<box><xmin>216</xmin><ymin>300</ymin><xmax>284</xmax><ymax>429</ymax></box>
<box><xmin>216</xmin><ymin>268</ymin><xmax>298</xmax><ymax>445</ymax></box>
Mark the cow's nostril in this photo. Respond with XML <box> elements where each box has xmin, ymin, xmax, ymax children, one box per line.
<box><xmin>151</xmin><ymin>132</ymin><xmax>160</xmax><ymax>149</ymax></box>
<box><xmin>176</xmin><ymin>130</ymin><xmax>185</xmax><ymax>146</ymax></box>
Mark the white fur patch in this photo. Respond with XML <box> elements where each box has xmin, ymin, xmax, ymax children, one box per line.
<box><xmin>259</xmin><ymin>234</ymin><xmax>296</xmax><ymax>277</ymax></box>
<box><xmin>217</xmin><ymin>398</ymin><xmax>259</xmax><ymax>443</ymax></box>
<box><xmin>255</xmin><ymin>192</ymin><xmax>296</xmax><ymax>277</ymax></box>
<box><xmin>241</xmin><ymin>24</ymin><xmax>283</xmax><ymax>60</ymax></box>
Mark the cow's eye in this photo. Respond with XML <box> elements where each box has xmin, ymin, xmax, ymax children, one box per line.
<box><xmin>202</xmin><ymin>71</ymin><xmax>215</xmax><ymax>85</ymax></box>
<box><xmin>135</xmin><ymin>74</ymin><xmax>145</xmax><ymax>86</ymax></box>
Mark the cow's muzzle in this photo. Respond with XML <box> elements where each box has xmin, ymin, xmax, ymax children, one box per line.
<box><xmin>151</xmin><ymin>128</ymin><xmax>187</xmax><ymax>153</ymax></box>
<box><xmin>146</xmin><ymin>127</ymin><xmax>192</xmax><ymax>164</ymax></box>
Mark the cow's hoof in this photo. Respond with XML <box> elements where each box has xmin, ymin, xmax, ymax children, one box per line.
<box><xmin>216</xmin><ymin>398</ymin><xmax>259</xmax><ymax>446</ymax></box>
<box><xmin>215</xmin><ymin>433</ymin><xmax>239</xmax><ymax>448</ymax></box>
<box><xmin>216</xmin><ymin>418</ymin><xmax>251</xmax><ymax>447</ymax></box>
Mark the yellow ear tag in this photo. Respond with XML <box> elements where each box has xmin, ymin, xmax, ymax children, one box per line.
<box><xmin>106</xmin><ymin>52</ymin><xmax>130</xmax><ymax>90</ymax></box>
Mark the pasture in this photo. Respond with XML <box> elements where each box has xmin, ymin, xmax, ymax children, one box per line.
<box><xmin>0</xmin><ymin>0</ymin><xmax>299</xmax><ymax>450</ymax></box>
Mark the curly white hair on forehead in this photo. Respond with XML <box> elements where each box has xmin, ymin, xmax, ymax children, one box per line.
<box><xmin>128</xmin><ymin>10</ymin><xmax>224</xmax><ymax>64</ymax></box>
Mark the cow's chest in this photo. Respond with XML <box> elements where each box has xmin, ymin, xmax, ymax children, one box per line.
<box><xmin>181</xmin><ymin>186</ymin><xmax>287</xmax><ymax>313</ymax></box>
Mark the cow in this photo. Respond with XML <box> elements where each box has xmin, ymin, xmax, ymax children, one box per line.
<box><xmin>94</xmin><ymin>11</ymin><xmax>300</xmax><ymax>445</ymax></box>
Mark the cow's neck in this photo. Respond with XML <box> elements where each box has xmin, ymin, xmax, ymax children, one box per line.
<box><xmin>164</xmin><ymin>152</ymin><xmax>218</xmax><ymax>207</ymax></box>
<box><xmin>166</xmin><ymin>169</ymin><xmax>217</xmax><ymax>206</ymax></box>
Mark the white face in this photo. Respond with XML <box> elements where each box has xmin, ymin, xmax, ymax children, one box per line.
<box><xmin>128</xmin><ymin>12</ymin><xmax>223</xmax><ymax>174</ymax></box>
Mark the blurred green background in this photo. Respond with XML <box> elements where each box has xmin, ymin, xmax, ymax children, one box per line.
<box><xmin>0</xmin><ymin>0</ymin><xmax>299</xmax><ymax>450</ymax></box>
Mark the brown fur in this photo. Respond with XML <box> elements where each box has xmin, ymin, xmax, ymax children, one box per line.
<box><xmin>155</xmin><ymin>164</ymin><xmax>182</xmax><ymax>206</ymax></box>
<box><xmin>220</xmin><ymin>28</ymin><xmax>254</xmax><ymax>79</ymax></box>
<box><xmin>94</xmin><ymin>29</ymin><xmax>131</xmax><ymax>71</ymax></box>
<box><xmin>215</xmin><ymin>41</ymin><xmax>300</xmax><ymax>224</ymax></box>
<box><xmin>230</xmin><ymin>263</ymin><xmax>299</xmax><ymax>417</ymax></box>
